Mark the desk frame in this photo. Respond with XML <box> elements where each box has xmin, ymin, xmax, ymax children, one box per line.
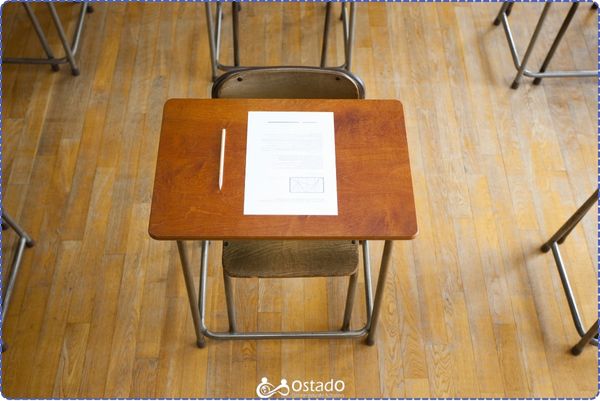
<box><xmin>177</xmin><ymin>239</ymin><xmax>392</xmax><ymax>347</ymax></box>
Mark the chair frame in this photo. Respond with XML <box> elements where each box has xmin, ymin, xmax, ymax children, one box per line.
<box><xmin>211</xmin><ymin>66</ymin><xmax>366</xmax><ymax>99</ymax></box>
<box><xmin>204</xmin><ymin>2</ymin><xmax>356</xmax><ymax>81</ymax></box>
<box><xmin>2</xmin><ymin>2</ymin><xmax>92</xmax><ymax>76</ymax></box>
<box><xmin>493</xmin><ymin>2</ymin><xmax>598</xmax><ymax>89</ymax></box>
<box><xmin>1</xmin><ymin>212</ymin><xmax>35</xmax><ymax>351</ymax></box>
<box><xmin>541</xmin><ymin>189</ymin><xmax>599</xmax><ymax>354</ymax></box>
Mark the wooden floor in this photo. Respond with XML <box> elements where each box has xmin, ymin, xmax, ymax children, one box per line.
<box><xmin>1</xmin><ymin>3</ymin><xmax>598</xmax><ymax>398</ymax></box>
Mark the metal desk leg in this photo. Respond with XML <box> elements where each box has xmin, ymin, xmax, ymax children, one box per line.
<box><xmin>510</xmin><ymin>3</ymin><xmax>551</xmax><ymax>89</ymax></box>
<box><xmin>366</xmin><ymin>240</ymin><xmax>394</xmax><ymax>346</ymax></box>
<box><xmin>176</xmin><ymin>241</ymin><xmax>206</xmax><ymax>348</ymax></box>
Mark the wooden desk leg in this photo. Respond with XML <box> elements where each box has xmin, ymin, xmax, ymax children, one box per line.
<box><xmin>366</xmin><ymin>240</ymin><xmax>394</xmax><ymax>346</ymax></box>
<box><xmin>176</xmin><ymin>241</ymin><xmax>206</xmax><ymax>348</ymax></box>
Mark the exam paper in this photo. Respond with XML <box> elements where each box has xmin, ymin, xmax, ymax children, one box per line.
<box><xmin>244</xmin><ymin>111</ymin><xmax>338</xmax><ymax>215</ymax></box>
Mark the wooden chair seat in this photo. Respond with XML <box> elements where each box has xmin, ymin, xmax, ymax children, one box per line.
<box><xmin>222</xmin><ymin>240</ymin><xmax>359</xmax><ymax>278</ymax></box>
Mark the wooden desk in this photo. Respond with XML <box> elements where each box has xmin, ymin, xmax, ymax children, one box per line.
<box><xmin>149</xmin><ymin>99</ymin><xmax>417</xmax><ymax>346</ymax></box>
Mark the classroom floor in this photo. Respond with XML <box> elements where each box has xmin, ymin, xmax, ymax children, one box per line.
<box><xmin>1</xmin><ymin>3</ymin><xmax>598</xmax><ymax>398</ymax></box>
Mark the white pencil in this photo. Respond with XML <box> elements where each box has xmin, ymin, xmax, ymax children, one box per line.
<box><xmin>219</xmin><ymin>128</ymin><xmax>226</xmax><ymax>191</ymax></box>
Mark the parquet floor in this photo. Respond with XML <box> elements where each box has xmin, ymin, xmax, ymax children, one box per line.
<box><xmin>1</xmin><ymin>2</ymin><xmax>597</xmax><ymax>398</ymax></box>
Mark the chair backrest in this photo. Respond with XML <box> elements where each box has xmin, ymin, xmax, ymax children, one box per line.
<box><xmin>211</xmin><ymin>67</ymin><xmax>365</xmax><ymax>100</ymax></box>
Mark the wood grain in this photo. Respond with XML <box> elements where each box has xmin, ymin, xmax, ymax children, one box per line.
<box><xmin>149</xmin><ymin>99</ymin><xmax>417</xmax><ymax>240</ymax></box>
<box><xmin>2</xmin><ymin>3</ymin><xmax>597</xmax><ymax>398</ymax></box>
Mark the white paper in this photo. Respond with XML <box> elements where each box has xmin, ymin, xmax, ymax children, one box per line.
<box><xmin>244</xmin><ymin>111</ymin><xmax>338</xmax><ymax>215</ymax></box>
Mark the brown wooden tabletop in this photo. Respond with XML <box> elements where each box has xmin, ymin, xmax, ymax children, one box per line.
<box><xmin>149</xmin><ymin>99</ymin><xmax>417</xmax><ymax>240</ymax></box>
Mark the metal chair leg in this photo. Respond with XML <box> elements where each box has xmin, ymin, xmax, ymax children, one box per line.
<box><xmin>320</xmin><ymin>2</ymin><xmax>332</xmax><ymax>68</ymax></box>
<box><xmin>540</xmin><ymin>190</ymin><xmax>599</xmax><ymax>350</ymax></box>
<box><xmin>572</xmin><ymin>320</ymin><xmax>598</xmax><ymax>355</ymax></box>
<box><xmin>533</xmin><ymin>2</ymin><xmax>579</xmax><ymax>85</ymax></box>
<box><xmin>506</xmin><ymin>2</ymin><xmax>515</xmax><ymax>17</ymax></box>
<box><xmin>541</xmin><ymin>189</ymin><xmax>598</xmax><ymax>251</ymax></box>
<box><xmin>222</xmin><ymin>269</ymin><xmax>237</xmax><ymax>333</ymax></box>
<box><xmin>1</xmin><ymin>213</ymin><xmax>35</xmax><ymax>352</ymax></box>
<box><xmin>22</xmin><ymin>3</ymin><xmax>59</xmax><ymax>71</ymax></box>
<box><xmin>341</xmin><ymin>271</ymin><xmax>358</xmax><ymax>331</ymax></box>
<box><xmin>510</xmin><ymin>3</ymin><xmax>552</xmax><ymax>89</ymax></box>
<box><xmin>47</xmin><ymin>3</ymin><xmax>80</xmax><ymax>76</ymax></box>
<box><xmin>232</xmin><ymin>1</ymin><xmax>240</xmax><ymax>67</ymax></box>
<box><xmin>493</xmin><ymin>2</ymin><xmax>512</xmax><ymax>26</ymax></box>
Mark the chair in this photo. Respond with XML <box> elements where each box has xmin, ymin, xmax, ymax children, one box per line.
<box><xmin>212</xmin><ymin>66</ymin><xmax>366</xmax><ymax>335</ymax></box>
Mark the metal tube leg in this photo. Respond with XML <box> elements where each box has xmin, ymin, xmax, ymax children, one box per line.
<box><xmin>341</xmin><ymin>271</ymin><xmax>358</xmax><ymax>331</ymax></box>
<box><xmin>2</xmin><ymin>237</ymin><xmax>27</xmax><ymax>324</ymax></box>
<box><xmin>215</xmin><ymin>2</ymin><xmax>223</xmax><ymax>64</ymax></box>
<box><xmin>205</xmin><ymin>3</ymin><xmax>218</xmax><ymax>81</ymax></box>
<box><xmin>366</xmin><ymin>240</ymin><xmax>394</xmax><ymax>346</ymax></box>
<box><xmin>320</xmin><ymin>2</ymin><xmax>332</xmax><ymax>68</ymax></box>
<box><xmin>493</xmin><ymin>2</ymin><xmax>511</xmax><ymax>26</ymax></box>
<box><xmin>345</xmin><ymin>2</ymin><xmax>356</xmax><ymax>71</ymax></box>
<box><xmin>506</xmin><ymin>2</ymin><xmax>515</xmax><ymax>17</ymax></box>
<box><xmin>176</xmin><ymin>241</ymin><xmax>206</xmax><ymax>348</ymax></box>
<box><xmin>222</xmin><ymin>270</ymin><xmax>237</xmax><ymax>333</ymax></box>
<box><xmin>22</xmin><ymin>3</ymin><xmax>59</xmax><ymax>72</ymax></box>
<box><xmin>232</xmin><ymin>1</ymin><xmax>240</xmax><ymax>67</ymax></box>
<box><xmin>47</xmin><ymin>3</ymin><xmax>79</xmax><ymax>76</ymax></box>
<box><xmin>549</xmin><ymin>243</ymin><xmax>596</xmax><ymax>343</ymax></box>
<box><xmin>2</xmin><ymin>213</ymin><xmax>34</xmax><ymax>246</ymax></box>
<box><xmin>541</xmin><ymin>189</ymin><xmax>598</xmax><ymax>251</ymax></box>
<box><xmin>362</xmin><ymin>241</ymin><xmax>374</xmax><ymax>321</ymax></box>
<box><xmin>510</xmin><ymin>3</ymin><xmax>551</xmax><ymax>89</ymax></box>
<box><xmin>572</xmin><ymin>320</ymin><xmax>599</xmax><ymax>355</ymax></box>
<box><xmin>533</xmin><ymin>2</ymin><xmax>579</xmax><ymax>85</ymax></box>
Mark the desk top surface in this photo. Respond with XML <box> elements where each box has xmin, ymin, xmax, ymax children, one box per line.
<box><xmin>149</xmin><ymin>99</ymin><xmax>417</xmax><ymax>240</ymax></box>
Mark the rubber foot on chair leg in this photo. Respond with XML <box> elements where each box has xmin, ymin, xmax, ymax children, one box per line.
<box><xmin>2</xmin><ymin>343</ymin><xmax>7</xmax><ymax>353</ymax></box>
<box><xmin>86</xmin><ymin>5</ymin><xmax>94</xmax><ymax>13</ymax></box>
<box><xmin>510</xmin><ymin>81</ymin><xmax>520</xmax><ymax>90</ymax></box>
<box><xmin>365</xmin><ymin>337</ymin><xmax>375</xmax><ymax>346</ymax></box>
<box><xmin>26</xmin><ymin>239</ymin><xmax>35</xmax><ymax>248</ymax></box>
<box><xmin>533</xmin><ymin>77</ymin><xmax>542</xmax><ymax>85</ymax></box>
<box><xmin>571</xmin><ymin>346</ymin><xmax>583</xmax><ymax>356</ymax></box>
<box><xmin>71</xmin><ymin>68</ymin><xmax>80</xmax><ymax>76</ymax></box>
<box><xmin>540</xmin><ymin>243</ymin><xmax>551</xmax><ymax>253</ymax></box>
<box><xmin>493</xmin><ymin>17</ymin><xmax>501</xmax><ymax>26</ymax></box>
<box><xmin>196</xmin><ymin>339</ymin><xmax>206</xmax><ymax>348</ymax></box>
<box><xmin>51</xmin><ymin>64</ymin><xmax>60</xmax><ymax>72</ymax></box>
